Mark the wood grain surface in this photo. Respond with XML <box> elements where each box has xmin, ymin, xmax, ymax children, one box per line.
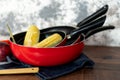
<box><xmin>0</xmin><ymin>46</ymin><xmax>120</xmax><ymax>80</ymax></box>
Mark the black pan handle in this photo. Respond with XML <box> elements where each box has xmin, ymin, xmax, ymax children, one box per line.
<box><xmin>77</xmin><ymin>5</ymin><xmax>108</xmax><ymax>27</ymax></box>
<box><xmin>74</xmin><ymin>15</ymin><xmax>106</xmax><ymax>32</ymax></box>
<box><xmin>69</xmin><ymin>15</ymin><xmax>106</xmax><ymax>38</ymax></box>
<box><xmin>85</xmin><ymin>25</ymin><xmax>115</xmax><ymax>39</ymax></box>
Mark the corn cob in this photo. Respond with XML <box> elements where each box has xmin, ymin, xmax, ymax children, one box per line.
<box><xmin>34</xmin><ymin>33</ymin><xmax>62</xmax><ymax>48</ymax></box>
<box><xmin>24</xmin><ymin>25</ymin><xmax>40</xmax><ymax>46</ymax></box>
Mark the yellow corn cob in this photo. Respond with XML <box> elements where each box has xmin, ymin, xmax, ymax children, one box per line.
<box><xmin>24</xmin><ymin>25</ymin><xmax>40</xmax><ymax>46</ymax></box>
<box><xmin>34</xmin><ymin>33</ymin><xmax>62</xmax><ymax>48</ymax></box>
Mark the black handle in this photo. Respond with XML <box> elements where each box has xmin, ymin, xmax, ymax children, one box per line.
<box><xmin>85</xmin><ymin>25</ymin><xmax>115</xmax><ymax>39</ymax></box>
<box><xmin>69</xmin><ymin>15</ymin><xmax>106</xmax><ymax>38</ymax></box>
<box><xmin>75</xmin><ymin>15</ymin><xmax>106</xmax><ymax>31</ymax></box>
<box><xmin>77</xmin><ymin>5</ymin><xmax>108</xmax><ymax>27</ymax></box>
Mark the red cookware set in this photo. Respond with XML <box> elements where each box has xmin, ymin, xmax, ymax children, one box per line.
<box><xmin>4</xmin><ymin>5</ymin><xmax>115</xmax><ymax>66</ymax></box>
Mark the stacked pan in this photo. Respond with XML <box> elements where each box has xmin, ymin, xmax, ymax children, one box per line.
<box><xmin>8</xmin><ymin>5</ymin><xmax>115</xmax><ymax>66</ymax></box>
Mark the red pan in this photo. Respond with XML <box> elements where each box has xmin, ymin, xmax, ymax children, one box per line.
<box><xmin>8</xmin><ymin>25</ymin><xmax>115</xmax><ymax>66</ymax></box>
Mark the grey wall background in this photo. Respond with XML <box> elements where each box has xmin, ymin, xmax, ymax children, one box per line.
<box><xmin>0</xmin><ymin>0</ymin><xmax>120</xmax><ymax>46</ymax></box>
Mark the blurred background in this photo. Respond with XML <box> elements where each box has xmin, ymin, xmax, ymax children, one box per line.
<box><xmin>0</xmin><ymin>0</ymin><xmax>120</xmax><ymax>46</ymax></box>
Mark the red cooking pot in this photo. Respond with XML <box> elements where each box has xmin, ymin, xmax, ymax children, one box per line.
<box><xmin>9</xmin><ymin>38</ymin><xmax>84</xmax><ymax>66</ymax></box>
<box><xmin>5</xmin><ymin>26</ymin><xmax>114</xmax><ymax>67</ymax></box>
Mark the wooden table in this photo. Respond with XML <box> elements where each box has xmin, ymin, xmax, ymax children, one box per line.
<box><xmin>0</xmin><ymin>46</ymin><xmax>120</xmax><ymax>80</ymax></box>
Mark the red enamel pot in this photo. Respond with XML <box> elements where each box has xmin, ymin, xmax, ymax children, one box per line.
<box><xmin>6</xmin><ymin>26</ymin><xmax>114</xmax><ymax>67</ymax></box>
<box><xmin>9</xmin><ymin>38</ymin><xmax>84</xmax><ymax>66</ymax></box>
